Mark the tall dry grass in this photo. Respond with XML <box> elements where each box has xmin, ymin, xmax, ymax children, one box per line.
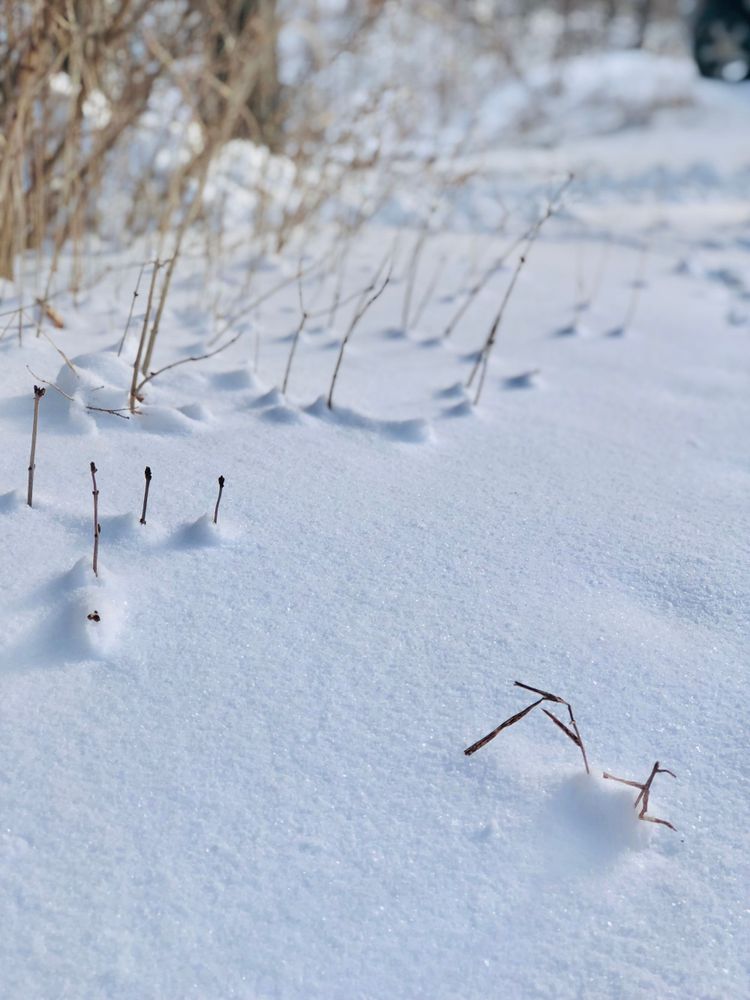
<box><xmin>0</xmin><ymin>1</ymin><xmax>280</xmax><ymax>286</ymax></box>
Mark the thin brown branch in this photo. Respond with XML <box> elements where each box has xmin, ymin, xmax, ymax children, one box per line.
<box><xmin>213</xmin><ymin>475</ymin><xmax>225</xmax><ymax>525</ymax></box>
<box><xmin>467</xmin><ymin>176</ymin><xmax>574</xmax><ymax>404</ymax></box>
<box><xmin>140</xmin><ymin>466</ymin><xmax>151</xmax><ymax>525</ymax></box>
<box><xmin>464</xmin><ymin>698</ymin><xmax>544</xmax><ymax>756</ymax></box>
<box><xmin>136</xmin><ymin>331</ymin><xmax>243</xmax><ymax>395</ymax></box>
<box><xmin>467</xmin><ymin>679</ymin><xmax>590</xmax><ymax>774</ymax></box>
<box><xmin>117</xmin><ymin>260</ymin><xmax>147</xmax><ymax>357</ymax></box>
<box><xmin>90</xmin><ymin>461</ymin><xmax>100</xmax><ymax>577</ymax></box>
<box><xmin>514</xmin><ymin>681</ymin><xmax>566</xmax><ymax>704</ymax></box>
<box><xmin>26</xmin><ymin>367</ymin><xmax>131</xmax><ymax>419</ymax></box>
<box><xmin>602</xmin><ymin>773</ymin><xmax>645</xmax><ymax>791</ymax></box>
<box><xmin>27</xmin><ymin>385</ymin><xmax>45</xmax><ymax>507</ymax></box>
<box><xmin>542</xmin><ymin>708</ymin><xmax>581</xmax><ymax>747</ymax></box>
<box><xmin>602</xmin><ymin>761</ymin><xmax>676</xmax><ymax>831</ymax></box>
<box><xmin>326</xmin><ymin>258</ymin><xmax>392</xmax><ymax>409</ymax></box>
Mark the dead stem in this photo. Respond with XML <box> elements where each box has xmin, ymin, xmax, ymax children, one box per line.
<box><xmin>603</xmin><ymin>761</ymin><xmax>676</xmax><ymax>831</ymax></box>
<box><xmin>140</xmin><ymin>466</ymin><xmax>152</xmax><ymax>525</ymax></box>
<box><xmin>465</xmin><ymin>678</ymin><xmax>590</xmax><ymax>775</ymax></box>
<box><xmin>26</xmin><ymin>385</ymin><xmax>46</xmax><ymax>507</ymax></box>
<box><xmin>213</xmin><ymin>475</ymin><xmax>225</xmax><ymax>525</ymax></box>
<box><xmin>326</xmin><ymin>254</ymin><xmax>392</xmax><ymax>410</ymax></box>
<box><xmin>90</xmin><ymin>462</ymin><xmax>100</xmax><ymax>577</ymax></box>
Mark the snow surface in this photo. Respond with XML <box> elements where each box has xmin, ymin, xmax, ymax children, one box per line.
<box><xmin>1</xmin><ymin>48</ymin><xmax>749</xmax><ymax>1000</ymax></box>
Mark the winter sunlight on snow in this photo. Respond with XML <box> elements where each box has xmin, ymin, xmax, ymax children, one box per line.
<box><xmin>0</xmin><ymin>3</ymin><xmax>748</xmax><ymax>999</ymax></box>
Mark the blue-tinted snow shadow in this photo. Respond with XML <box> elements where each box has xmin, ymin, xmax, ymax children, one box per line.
<box><xmin>168</xmin><ymin>513</ymin><xmax>225</xmax><ymax>550</ymax></box>
<box><xmin>0</xmin><ymin>559</ymin><xmax>123</xmax><ymax>673</ymax></box>
<box><xmin>535</xmin><ymin>774</ymin><xmax>648</xmax><ymax>873</ymax></box>
<box><xmin>305</xmin><ymin>397</ymin><xmax>433</xmax><ymax>444</ymax></box>
<box><xmin>0</xmin><ymin>490</ymin><xmax>22</xmax><ymax>513</ymax></box>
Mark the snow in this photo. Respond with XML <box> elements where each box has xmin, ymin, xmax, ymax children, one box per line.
<box><xmin>1</xmin><ymin>35</ymin><xmax>749</xmax><ymax>1000</ymax></box>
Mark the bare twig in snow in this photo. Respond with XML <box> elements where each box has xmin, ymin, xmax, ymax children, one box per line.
<box><xmin>136</xmin><ymin>331</ymin><xmax>243</xmax><ymax>396</ymax></box>
<box><xmin>26</xmin><ymin>367</ymin><xmax>130</xmax><ymax>419</ymax></box>
<box><xmin>27</xmin><ymin>385</ymin><xmax>45</xmax><ymax>507</ymax></box>
<box><xmin>464</xmin><ymin>678</ymin><xmax>590</xmax><ymax>774</ymax></box>
<box><xmin>213</xmin><ymin>475</ymin><xmax>225</xmax><ymax>525</ymax></box>
<box><xmin>467</xmin><ymin>176</ymin><xmax>573</xmax><ymax>404</ymax></box>
<box><xmin>603</xmin><ymin>761</ymin><xmax>676</xmax><ymax>830</ymax></box>
<box><xmin>130</xmin><ymin>258</ymin><xmax>164</xmax><ymax>412</ymax></box>
<box><xmin>90</xmin><ymin>462</ymin><xmax>100</xmax><ymax>577</ymax></box>
<box><xmin>140</xmin><ymin>466</ymin><xmax>152</xmax><ymax>525</ymax></box>
<box><xmin>464</xmin><ymin>698</ymin><xmax>545</xmax><ymax>756</ymax></box>
<box><xmin>117</xmin><ymin>260</ymin><xmax>147</xmax><ymax>356</ymax></box>
<box><xmin>326</xmin><ymin>255</ymin><xmax>392</xmax><ymax>409</ymax></box>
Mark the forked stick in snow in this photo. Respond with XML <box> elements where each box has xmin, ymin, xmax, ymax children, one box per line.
<box><xmin>135</xmin><ymin>331</ymin><xmax>243</xmax><ymax>400</ymax></box>
<box><xmin>213</xmin><ymin>475</ymin><xmax>225</xmax><ymax>525</ymax></box>
<box><xmin>140</xmin><ymin>466</ymin><xmax>152</xmax><ymax>525</ymax></box>
<box><xmin>326</xmin><ymin>257</ymin><xmax>392</xmax><ymax>410</ymax></box>
<box><xmin>464</xmin><ymin>679</ymin><xmax>590</xmax><ymax>774</ymax></box>
<box><xmin>90</xmin><ymin>462</ymin><xmax>100</xmax><ymax>577</ymax></box>
<box><xmin>27</xmin><ymin>385</ymin><xmax>45</xmax><ymax>507</ymax></box>
<box><xmin>603</xmin><ymin>761</ymin><xmax>676</xmax><ymax>831</ymax></box>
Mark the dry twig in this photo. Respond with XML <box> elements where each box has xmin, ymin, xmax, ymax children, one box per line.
<box><xmin>27</xmin><ymin>385</ymin><xmax>46</xmax><ymax>507</ymax></box>
<box><xmin>464</xmin><ymin>679</ymin><xmax>590</xmax><ymax>774</ymax></box>
<box><xmin>467</xmin><ymin>176</ymin><xmax>573</xmax><ymax>404</ymax></box>
<box><xmin>90</xmin><ymin>462</ymin><xmax>101</xmax><ymax>577</ymax></box>
<box><xmin>140</xmin><ymin>466</ymin><xmax>152</xmax><ymax>525</ymax></box>
<box><xmin>213</xmin><ymin>475</ymin><xmax>225</xmax><ymax>525</ymax></box>
<box><xmin>26</xmin><ymin>367</ymin><xmax>131</xmax><ymax>419</ymax></box>
<box><xmin>603</xmin><ymin>761</ymin><xmax>676</xmax><ymax>831</ymax></box>
<box><xmin>326</xmin><ymin>255</ymin><xmax>392</xmax><ymax>409</ymax></box>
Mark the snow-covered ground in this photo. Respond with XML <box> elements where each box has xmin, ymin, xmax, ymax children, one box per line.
<box><xmin>1</xmin><ymin>44</ymin><xmax>749</xmax><ymax>1000</ymax></box>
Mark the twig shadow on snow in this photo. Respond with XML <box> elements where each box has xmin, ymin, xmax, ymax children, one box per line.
<box><xmin>0</xmin><ymin>490</ymin><xmax>22</xmax><ymax>513</ymax></box>
<box><xmin>441</xmin><ymin>400</ymin><xmax>475</xmax><ymax>419</ymax></box>
<box><xmin>168</xmin><ymin>513</ymin><xmax>225</xmax><ymax>550</ymax></box>
<box><xmin>210</xmin><ymin>366</ymin><xmax>262</xmax><ymax>391</ymax></box>
<box><xmin>379</xmin><ymin>326</ymin><xmax>408</xmax><ymax>341</ymax></box>
<box><xmin>305</xmin><ymin>397</ymin><xmax>433</xmax><ymax>444</ymax></box>
<box><xmin>433</xmin><ymin>382</ymin><xmax>466</xmax><ymax>400</ymax></box>
<box><xmin>414</xmin><ymin>335</ymin><xmax>444</xmax><ymax>350</ymax></box>
<box><xmin>502</xmin><ymin>370</ymin><xmax>540</xmax><ymax>390</ymax></box>
<box><xmin>247</xmin><ymin>387</ymin><xmax>303</xmax><ymax>425</ymax></box>
<box><xmin>552</xmin><ymin>322</ymin><xmax>589</xmax><ymax>338</ymax></box>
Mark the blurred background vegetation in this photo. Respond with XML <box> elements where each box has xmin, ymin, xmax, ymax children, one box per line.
<box><xmin>0</xmin><ymin>1</ymin><xmax>731</xmax><ymax>285</ymax></box>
